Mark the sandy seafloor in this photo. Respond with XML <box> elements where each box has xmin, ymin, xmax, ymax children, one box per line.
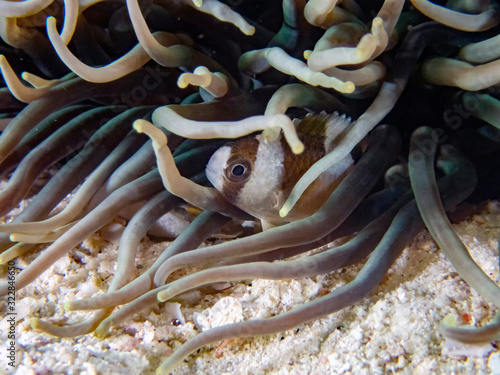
<box><xmin>1</xmin><ymin>198</ymin><xmax>500</xmax><ymax>375</ymax></box>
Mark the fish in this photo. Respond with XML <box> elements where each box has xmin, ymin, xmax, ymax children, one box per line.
<box><xmin>205</xmin><ymin>112</ymin><xmax>360</xmax><ymax>230</ymax></box>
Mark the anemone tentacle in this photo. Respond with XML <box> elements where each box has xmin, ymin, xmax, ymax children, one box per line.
<box><xmin>0</xmin><ymin>1</ymin><xmax>499</xmax><ymax>373</ymax></box>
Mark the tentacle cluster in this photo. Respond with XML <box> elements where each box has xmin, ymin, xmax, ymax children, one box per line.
<box><xmin>0</xmin><ymin>0</ymin><xmax>499</xmax><ymax>373</ymax></box>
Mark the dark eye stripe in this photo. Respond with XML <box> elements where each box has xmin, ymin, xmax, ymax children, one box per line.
<box><xmin>220</xmin><ymin>136</ymin><xmax>259</xmax><ymax>203</ymax></box>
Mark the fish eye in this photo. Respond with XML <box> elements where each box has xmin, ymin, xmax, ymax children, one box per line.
<box><xmin>224</xmin><ymin>158</ymin><xmax>252</xmax><ymax>182</ymax></box>
<box><xmin>232</xmin><ymin>164</ymin><xmax>245</xmax><ymax>176</ymax></box>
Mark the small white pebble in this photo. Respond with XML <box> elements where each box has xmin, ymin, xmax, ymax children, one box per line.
<box><xmin>489</xmin><ymin>351</ymin><xmax>500</xmax><ymax>374</ymax></box>
<box><xmin>207</xmin><ymin>297</ymin><xmax>243</xmax><ymax>328</ymax></box>
<box><xmin>193</xmin><ymin>312</ymin><xmax>211</xmax><ymax>332</ymax></box>
<box><xmin>164</xmin><ymin>302</ymin><xmax>185</xmax><ymax>325</ymax></box>
<box><xmin>193</xmin><ymin>297</ymin><xmax>243</xmax><ymax>332</ymax></box>
<box><xmin>442</xmin><ymin>339</ymin><xmax>493</xmax><ymax>359</ymax></box>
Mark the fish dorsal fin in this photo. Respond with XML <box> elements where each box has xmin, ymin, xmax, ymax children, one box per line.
<box><xmin>323</xmin><ymin>112</ymin><xmax>353</xmax><ymax>153</ymax></box>
<box><xmin>292</xmin><ymin>111</ymin><xmax>353</xmax><ymax>153</ymax></box>
<box><xmin>292</xmin><ymin>111</ymin><xmax>330</xmax><ymax>138</ymax></box>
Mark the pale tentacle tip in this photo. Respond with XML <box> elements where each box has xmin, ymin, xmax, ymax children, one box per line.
<box><xmin>133</xmin><ymin>119</ymin><xmax>168</xmax><ymax>145</ymax></box>
<box><xmin>279</xmin><ymin>204</ymin><xmax>291</xmax><ymax>218</ymax></box>
<box><xmin>440</xmin><ymin>313</ymin><xmax>458</xmax><ymax>328</ymax></box>
<box><xmin>133</xmin><ymin>119</ymin><xmax>147</xmax><ymax>133</ymax></box>
<box><xmin>133</xmin><ymin>119</ymin><xmax>167</xmax><ymax>142</ymax></box>
<box><xmin>156</xmin><ymin>362</ymin><xmax>171</xmax><ymax>375</ymax></box>
<box><xmin>157</xmin><ymin>290</ymin><xmax>169</xmax><ymax>302</ymax></box>
<box><xmin>46</xmin><ymin>15</ymin><xmax>57</xmax><ymax>29</ymax></box>
<box><xmin>343</xmin><ymin>81</ymin><xmax>355</xmax><ymax>94</ymax></box>
<box><xmin>21</xmin><ymin>72</ymin><xmax>30</xmax><ymax>82</ymax></box>
<box><xmin>63</xmin><ymin>301</ymin><xmax>73</xmax><ymax>311</ymax></box>
<box><xmin>245</xmin><ymin>26</ymin><xmax>256</xmax><ymax>36</ymax></box>
<box><xmin>177</xmin><ymin>75</ymin><xmax>189</xmax><ymax>89</ymax></box>
<box><xmin>94</xmin><ymin>322</ymin><xmax>110</xmax><ymax>338</ymax></box>
<box><xmin>193</xmin><ymin>65</ymin><xmax>209</xmax><ymax>75</ymax></box>
<box><xmin>30</xmin><ymin>317</ymin><xmax>40</xmax><ymax>330</ymax></box>
<box><xmin>292</xmin><ymin>142</ymin><xmax>305</xmax><ymax>155</ymax></box>
<box><xmin>355</xmin><ymin>46</ymin><xmax>369</xmax><ymax>59</ymax></box>
<box><xmin>372</xmin><ymin>16</ymin><xmax>383</xmax><ymax>28</ymax></box>
<box><xmin>192</xmin><ymin>0</ymin><xmax>202</xmax><ymax>7</ymax></box>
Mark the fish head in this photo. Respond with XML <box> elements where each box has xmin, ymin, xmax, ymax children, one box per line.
<box><xmin>206</xmin><ymin>112</ymin><xmax>358</xmax><ymax>227</ymax></box>
<box><xmin>206</xmin><ymin>134</ymin><xmax>286</xmax><ymax>224</ymax></box>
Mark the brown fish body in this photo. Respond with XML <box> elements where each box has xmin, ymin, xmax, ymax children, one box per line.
<box><xmin>206</xmin><ymin>112</ymin><xmax>357</xmax><ymax>229</ymax></box>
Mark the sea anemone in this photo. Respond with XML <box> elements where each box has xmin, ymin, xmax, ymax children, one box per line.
<box><xmin>0</xmin><ymin>0</ymin><xmax>499</xmax><ymax>373</ymax></box>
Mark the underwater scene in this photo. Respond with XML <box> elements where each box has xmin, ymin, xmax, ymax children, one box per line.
<box><xmin>0</xmin><ymin>0</ymin><xmax>499</xmax><ymax>373</ymax></box>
